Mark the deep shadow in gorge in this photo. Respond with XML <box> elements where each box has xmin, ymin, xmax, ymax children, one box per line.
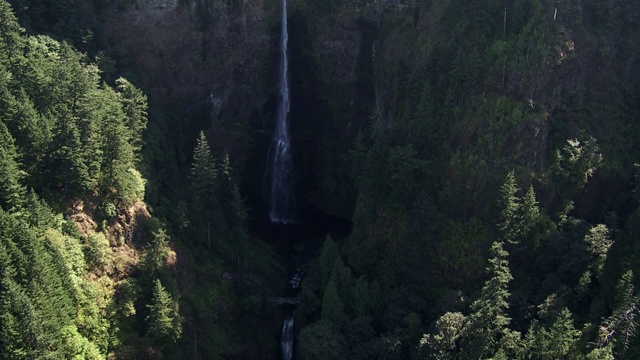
<box><xmin>248</xmin><ymin>199</ymin><xmax>352</xmax><ymax>359</ymax></box>
<box><xmin>246</xmin><ymin>8</ymin><xmax>357</xmax><ymax>221</ymax></box>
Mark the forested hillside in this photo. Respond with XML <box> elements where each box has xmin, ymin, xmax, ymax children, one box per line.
<box><xmin>0</xmin><ymin>1</ymin><xmax>283</xmax><ymax>358</ymax></box>
<box><xmin>1</xmin><ymin>0</ymin><xmax>640</xmax><ymax>359</ymax></box>
<box><xmin>293</xmin><ymin>0</ymin><xmax>640</xmax><ymax>359</ymax></box>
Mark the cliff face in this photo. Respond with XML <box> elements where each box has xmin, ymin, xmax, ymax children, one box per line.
<box><xmin>99</xmin><ymin>0</ymin><xmax>270</xmax><ymax>118</ymax></box>
<box><xmin>92</xmin><ymin>0</ymin><xmax>640</xmax><ymax>220</ymax></box>
<box><xmin>92</xmin><ymin>1</ymin><xmax>368</xmax><ymax>217</ymax></box>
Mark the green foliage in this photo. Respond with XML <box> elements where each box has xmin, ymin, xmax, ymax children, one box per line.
<box><xmin>0</xmin><ymin>207</ymin><xmax>86</xmax><ymax>358</ymax></box>
<box><xmin>3</xmin><ymin>0</ymin><xmax>640</xmax><ymax>358</ymax></box>
<box><xmin>0</xmin><ymin>0</ymin><xmax>24</xmax><ymax>66</ymax></box>
<box><xmin>553</xmin><ymin>138</ymin><xmax>603</xmax><ymax>199</ymax></box>
<box><xmin>592</xmin><ymin>271</ymin><xmax>640</xmax><ymax>356</ymax></box>
<box><xmin>460</xmin><ymin>241</ymin><xmax>521</xmax><ymax>358</ymax></box>
<box><xmin>498</xmin><ymin>172</ymin><xmax>541</xmax><ymax>246</ymax></box>
<box><xmin>0</xmin><ymin>120</ymin><xmax>26</xmax><ymax>212</ymax></box>
<box><xmin>583</xmin><ymin>224</ymin><xmax>612</xmax><ymax>276</ymax></box>
<box><xmin>419</xmin><ymin>311</ymin><xmax>466</xmax><ymax>359</ymax></box>
<box><xmin>115</xmin><ymin>77</ymin><xmax>148</xmax><ymax>154</ymax></box>
<box><xmin>298</xmin><ymin>320</ymin><xmax>348</xmax><ymax>360</ymax></box>
<box><xmin>527</xmin><ymin>308</ymin><xmax>581</xmax><ymax>359</ymax></box>
<box><xmin>146</xmin><ymin>279</ymin><xmax>183</xmax><ymax>346</ymax></box>
<box><xmin>141</xmin><ymin>228</ymin><xmax>169</xmax><ymax>276</ymax></box>
<box><xmin>84</xmin><ymin>233</ymin><xmax>112</xmax><ymax>272</ymax></box>
<box><xmin>191</xmin><ymin>131</ymin><xmax>217</xmax><ymax>199</ymax></box>
<box><xmin>498</xmin><ymin>171</ymin><xmax>522</xmax><ymax>244</ymax></box>
<box><xmin>96</xmin><ymin>201</ymin><xmax>117</xmax><ymax>223</ymax></box>
<box><xmin>0</xmin><ymin>10</ymin><xmax>147</xmax><ymax>206</ymax></box>
<box><xmin>321</xmin><ymin>279</ymin><xmax>346</xmax><ymax>323</ymax></box>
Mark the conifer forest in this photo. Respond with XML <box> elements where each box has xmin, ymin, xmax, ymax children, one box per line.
<box><xmin>0</xmin><ymin>0</ymin><xmax>639</xmax><ymax>358</ymax></box>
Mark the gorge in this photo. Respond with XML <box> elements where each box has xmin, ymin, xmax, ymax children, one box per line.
<box><xmin>2</xmin><ymin>0</ymin><xmax>640</xmax><ymax>358</ymax></box>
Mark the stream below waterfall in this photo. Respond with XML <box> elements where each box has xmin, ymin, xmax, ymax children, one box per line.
<box><xmin>251</xmin><ymin>202</ymin><xmax>351</xmax><ymax>359</ymax></box>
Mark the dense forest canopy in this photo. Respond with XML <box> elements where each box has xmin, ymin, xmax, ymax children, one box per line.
<box><xmin>1</xmin><ymin>0</ymin><xmax>640</xmax><ymax>358</ymax></box>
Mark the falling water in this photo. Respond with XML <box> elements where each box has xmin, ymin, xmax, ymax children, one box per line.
<box><xmin>269</xmin><ymin>0</ymin><xmax>293</xmax><ymax>223</ymax></box>
<box><xmin>281</xmin><ymin>315</ymin><xmax>294</xmax><ymax>360</ymax></box>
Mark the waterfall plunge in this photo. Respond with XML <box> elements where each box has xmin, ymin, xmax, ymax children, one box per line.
<box><xmin>269</xmin><ymin>0</ymin><xmax>294</xmax><ymax>224</ymax></box>
<box><xmin>281</xmin><ymin>315</ymin><xmax>294</xmax><ymax>360</ymax></box>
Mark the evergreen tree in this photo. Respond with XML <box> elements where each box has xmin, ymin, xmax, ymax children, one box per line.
<box><xmin>191</xmin><ymin>131</ymin><xmax>217</xmax><ymax>198</ymax></box>
<box><xmin>419</xmin><ymin>311</ymin><xmax>466</xmax><ymax>360</ymax></box>
<box><xmin>146</xmin><ymin>279</ymin><xmax>182</xmax><ymax>345</ymax></box>
<box><xmin>190</xmin><ymin>131</ymin><xmax>218</xmax><ymax>248</ymax></box>
<box><xmin>115</xmin><ymin>77</ymin><xmax>148</xmax><ymax>154</ymax></box>
<box><xmin>217</xmin><ymin>152</ymin><xmax>247</xmax><ymax>236</ymax></box>
<box><xmin>459</xmin><ymin>241</ymin><xmax>520</xmax><ymax>358</ymax></box>
<box><xmin>321</xmin><ymin>279</ymin><xmax>346</xmax><ymax>323</ymax></box>
<box><xmin>0</xmin><ymin>0</ymin><xmax>24</xmax><ymax>68</ymax></box>
<box><xmin>0</xmin><ymin>276</ymin><xmax>37</xmax><ymax>358</ymax></box>
<box><xmin>318</xmin><ymin>235</ymin><xmax>340</xmax><ymax>291</ymax></box>
<box><xmin>593</xmin><ymin>271</ymin><xmax>639</xmax><ymax>356</ymax></box>
<box><xmin>0</xmin><ymin>209</ymin><xmax>77</xmax><ymax>357</ymax></box>
<box><xmin>5</xmin><ymin>90</ymin><xmax>52</xmax><ymax>185</ymax></box>
<box><xmin>527</xmin><ymin>308</ymin><xmax>581</xmax><ymax>359</ymax></box>
<box><xmin>298</xmin><ymin>320</ymin><xmax>348</xmax><ymax>360</ymax></box>
<box><xmin>50</xmin><ymin>106</ymin><xmax>89</xmax><ymax>195</ymax></box>
<box><xmin>140</xmin><ymin>229</ymin><xmax>170</xmax><ymax>282</ymax></box>
<box><xmin>498</xmin><ymin>171</ymin><xmax>521</xmax><ymax>245</ymax></box>
<box><xmin>0</xmin><ymin>120</ymin><xmax>26</xmax><ymax>212</ymax></box>
<box><xmin>583</xmin><ymin>224</ymin><xmax>612</xmax><ymax>277</ymax></box>
<box><xmin>95</xmin><ymin>87</ymin><xmax>139</xmax><ymax>204</ymax></box>
<box><xmin>21</xmin><ymin>190</ymin><xmax>57</xmax><ymax>234</ymax></box>
<box><xmin>520</xmin><ymin>186</ymin><xmax>541</xmax><ymax>237</ymax></box>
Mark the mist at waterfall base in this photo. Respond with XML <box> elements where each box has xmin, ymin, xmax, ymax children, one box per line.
<box><xmin>268</xmin><ymin>0</ymin><xmax>294</xmax><ymax>224</ymax></box>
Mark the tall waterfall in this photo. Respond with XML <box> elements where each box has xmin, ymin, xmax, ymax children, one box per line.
<box><xmin>269</xmin><ymin>0</ymin><xmax>294</xmax><ymax>223</ymax></box>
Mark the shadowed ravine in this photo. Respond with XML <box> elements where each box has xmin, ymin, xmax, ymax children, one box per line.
<box><xmin>253</xmin><ymin>204</ymin><xmax>351</xmax><ymax>360</ymax></box>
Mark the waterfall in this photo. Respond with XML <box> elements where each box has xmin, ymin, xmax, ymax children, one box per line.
<box><xmin>281</xmin><ymin>315</ymin><xmax>294</xmax><ymax>360</ymax></box>
<box><xmin>269</xmin><ymin>0</ymin><xmax>294</xmax><ymax>223</ymax></box>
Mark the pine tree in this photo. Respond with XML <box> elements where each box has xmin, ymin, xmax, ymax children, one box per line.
<box><xmin>190</xmin><ymin>131</ymin><xmax>218</xmax><ymax>248</ymax></box>
<box><xmin>21</xmin><ymin>190</ymin><xmax>57</xmax><ymax>234</ymax></box>
<box><xmin>2</xmin><ymin>88</ymin><xmax>52</xmax><ymax>184</ymax></box>
<box><xmin>498</xmin><ymin>171</ymin><xmax>521</xmax><ymax>244</ymax></box>
<box><xmin>0</xmin><ymin>276</ymin><xmax>37</xmax><ymax>358</ymax></box>
<box><xmin>116</xmin><ymin>77</ymin><xmax>148</xmax><ymax>154</ymax></box>
<box><xmin>217</xmin><ymin>152</ymin><xmax>247</xmax><ymax>236</ymax></box>
<box><xmin>318</xmin><ymin>235</ymin><xmax>340</xmax><ymax>291</ymax></box>
<box><xmin>0</xmin><ymin>209</ymin><xmax>76</xmax><ymax>356</ymax></box>
<box><xmin>0</xmin><ymin>121</ymin><xmax>26</xmax><ymax>212</ymax></box>
<box><xmin>141</xmin><ymin>229</ymin><xmax>169</xmax><ymax>277</ymax></box>
<box><xmin>528</xmin><ymin>308</ymin><xmax>580</xmax><ymax>359</ymax></box>
<box><xmin>191</xmin><ymin>131</ymin><xmax>217</xmax><ymax>198</ymax></box>
<box><xmin>146</xmin><ymin>279</ymin><xmax>182</xmax><ymax>345</ymax></box>
<box><xmin>520</xmin><ymin>185</ymin><xmax>540</xmax><ymax>236</ymax></box>
<box><xmin>593</xmin><ymin>271</ymin><xmax>639</xmax><ymax>356</ymax></box>
<box><xmin>298</xmin><ymin>319</ymin><xmax>348</xmax><ymax>360</ymax></box>
<box><xmin>50</xmin><ymin>108</ymin><xmax>89</xmax><ymax>196</ymax></box>
<box><xmin>583</xmin><ymin>224</ymin><xmax>612</xmax><ymax>277</ymax></box>
<box><xmin>0</xmin><ymin>0</ymin><xmax>25</xmax><ymax>68</ymax></box>
<box><xmin>459</xmin><ymin>241</ymin><xmax>520</xmax><ymax>358</ymax></box>
<box><xmin>95</xmin><ymin>87</ymin><xmax>138</xmax><ymax>204</ymax></box>
<box><xmin>322</xmin><ymin>279</ymin><xmax>346</xmax><ymax>324</ymax></box>
<box><xmin>419</xmin><ymin>311</ymin><xmax>466</xmax><ymax>359</ymax></box>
